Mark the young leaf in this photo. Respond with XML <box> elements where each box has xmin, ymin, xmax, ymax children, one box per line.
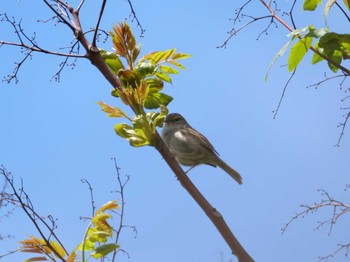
<box><xmin>66</xmin><ymin>251</ymin><xmax>76</xmax><ymax>262</ymax></box>
<box><xmin>167</xmin><ymin>59</ymin><xmax>186</xmax><ymax>69</ymax></box>
<box><xmin>140</xmin><ymin>48</ymin><xmax>176</xmax><ymax>64</ymax></box>
<box><xmin>288</xmin><ymin>36</ymin><xmax>313</xmax><ymax>71</ymax></box>
<box><xmin>156</xmin><ymin>71</ymin><xmax>172</xmax><ymax>83</ymax></box>
<box><xmin>135</xmin><ymin>62</ymin><xmax>157</xmax><ymax>77</ymax></box>
<box><xmin>50</xmin><ymin>241</ymin><xmax>67</xmax><ymax>259</ymax></box>
<box><xmin>327</xmin><ymin>50</ymin><xmax>342</xmax><ymax>72</ymax></box>
<box><xmin>171</xmin><ymin>52</ymin><xmax>191</xmax><ymax>60</ymax></box>
<box><xmin>97</xmin><ymin>102</ymin><xmax>128</xmax><ymax>118</ymax></box>
<box><xmin>114</xmin><ymin>123</ymin><xmax>151</xmax><ymax>147</ymax></box>
<box><xmin>99</xmin><ymin>49</ymin><xmax>125</xmax><ymax>74</ymax></box>
<box><xmin>144</xmin><ymin>92</ymin><xmax>173</xmax><ymax>109</ymax></box>
<box><xmin>311</xmin><ymin>42</ymin><xmax>324</xmax><ymax>64</ymax></box>
<box><xmin>151</xmin><ymin>105</ymin><xmax>169</xmax><ymax>128</ymax></box>
<box><xmin>90</xmin><ymin>243</ymin><xmax>119</xmax><ymax>259</ymax></box>
<box><xmin>95</xmin><ymin>200</ymin><xmax>119</xmax><ymax>215</ymax></box>
<box><xmin>159</xmin><ymin>65</ymin><xmax>179</xmax><ymax>74</ymax></box>
<box><xmin>152</xmin><ymin>48</ymin><xmax>176</xmax><ymax>64</ymax></box>
<box><xmin>303</xmin><ymin>0</ymin><xmax>322</xmax><ymax>11</ymax></box>
<box><xmin>25</xmin><ymin>256</ymin><xmax>48</xmax><ymax>261</ymax></box>
<box><xmin>146</xmin><ymin>78</ymin><xmax>164</xmax><ymax>91</ymax></box>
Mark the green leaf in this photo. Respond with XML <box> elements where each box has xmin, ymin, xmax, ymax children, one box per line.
<box><xmin>140</xmin><ymin>48</ymin><xmax>176</xmax><ymax>64</ymax></box>
<box><xmin>114</xmin><ymin>123</ymin><xmax>151</xmax><ymax>147</ymax></box>
<box><xmin>317</xmin><ymin>32</ymin><xmax>344</xmax><ymax>72</ymax></box>
<box><xmin>146</xmin><ymin>106</ymin><xmax>168</xmax><ymax>129</ymax></box>
<box><xmin>114</xmin><ymin>123</ymin><xmax>134</xmax><ymax>139</ymax></box>
<box><xmin>167</xmin><ymin>59</ymin><xmax>186</xmax><ymax>69</ymax></box>
<box><xmin>144</xmin><ymin>92</ymin><xmax>173</xmax><ymax>109</ymax></box>
<box><xmin>90</xmin><ymin>243</ymin><xmax>119</xmax><ymax>259</ymax></box>
<box><xmin>152</xmin><ymin>48</ymin><xmax>176</xmax><ymax>64</ymax></box>
<box><xmin>159</xmin><ymin>65</ymin><xmax>179</xmax><ymax>74</ymax></box>
<box><xmin>319</xmin><ymin>32</ymin><xmax>340</xmax><ymax>47</ymax></box>
<box><xmin>146</xmin><ymin>78</ymin><xmax>164</xmax><ymax>91</ymax></box>
<box><xmin>87</xmin><ymin>231</ymin><xmax>111</xmax><ymax>244</ymax></box>
<box><xmin>118</xmin><ymin>69</ymin><xmax>140</xmax><ymax>88</ymax></box>
<box><xmin>303</xmin><ymin>0</ymin><xmax>322</xmax><ymax>10</ymax></box>
<box><xmin>288</xmin><ymin>36</ymin><xmax>313</xmax><ymax>71</ymax></box>
<box><xmin>50</xmin><ymin>241</ymin><xmax>66</xmax><ymax>259</ymax></box>
<box><xmin>327</xmin><ymin>50</ymin><xmax>342</xmax><ymax>72</ymax></box>
<box><xmin>78</xmin><ymin>236</ymin><xmax>95</xmax><ymax>251</ymax></box>
<box><xmin>171</xmin><ymin>52</ymin><xmax>191</xmax><ymax>60</ymax></box>
<box><xmin>156</xmin><ymin>71</ymin><xmax>172</xmax><ymax>83</ymax></box>
<box><xmin>99</xmin><ymin>49</ymin><xmax>125</xmax><ymax>74</ymax></box>
<box><xmin>311</xmin><ymin>42</ymin><xmax>324</xmax><ymax>64</ymax></box>
<box><xmin>135</xmin><ymin>62</ymin><xmax>157</xmax><ymax>76</ymax></box>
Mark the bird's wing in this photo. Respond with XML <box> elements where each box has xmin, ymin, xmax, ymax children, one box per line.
<box><xmin>186</xmin><ymin>126</ymin><xmax>220</xmax><ymax>156</ymax></box>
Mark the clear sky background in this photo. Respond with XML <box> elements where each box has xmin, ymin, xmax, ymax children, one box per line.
<box><xmin>1</xmin><ymin>1</ymin><xmax>349</xmax><ymax>261</ymax></box>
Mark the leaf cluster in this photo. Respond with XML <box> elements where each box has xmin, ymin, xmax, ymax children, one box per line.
<box><xmin>19</xmin><ymin>236</ymin><xmax>75</xmax><ymax>262</ymax></box>
<box><xmin>19</xmin><ymin>201</ymin><xmax>120</xmax><ymax>262</ymax></box>
<box><xmin>99</xmin><ymin>22</ymin><xmax>190</xmax><ymax>147</ymax></box>
<box><xmin>79</xmin><ymin>200</ymin><xmax>120</xmax><ymax>260</ymax></box>
<box><xmin>267</xmin><ymin>0</ymin><xmax>350</xmax><ymax>79</ymax></box>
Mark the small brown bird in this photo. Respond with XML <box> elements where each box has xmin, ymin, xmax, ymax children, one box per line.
<box><xmin>161</xmin><ymin>113</ymin><xmax>242</xmax><ymax>185</ymax></box>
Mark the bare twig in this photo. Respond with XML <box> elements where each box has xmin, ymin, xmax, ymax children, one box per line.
<box><xmin>335</xmin><ymin>2</ymin><xmax>350</xmax><ymax>23</ymax></box>
<box><xmin>91</xmin><ymin>0</ymin><xmax>107</xmax><ymax>49</ymax></box>
<box><xmin>319</xmin><ymin>243</ymin><xmax>350</xmax><ymax>261</ymax></box>
<box><xmin>126</xmin><ymin>0</ymin><xmax>145</xmax><ymax>37</ymax></box>
<box><xmin>110</xmin><ymin>157</ymin><xmax>135</xmax><ymax>262</ymax></box>
<box><xmin>218</xmin><ymin>14</ymin><xmax>273</xmax><ymax>48</ymax></box>
<box><xmin>282</xmin><ymin>188</ymin><xmax>350</xmax><ymax>260</ymax></box>
<box><xmin>272</xmin><ymin>68</ymin><xmax>296</xmax><ymax>119</ymax></box>
<box><xmin>0</xmin><ymin>166</ymin><xmax>69</xmax><ymax>261</ymax></box>
<box><xmin>336</xmin><ymin>110</ymin><xmax>350</xmax><ymax>147</ymax></box>
<box><xmin>81</xmin><ymin>179</ymin><xmax>96</xmax><ymax>217</ymax></box>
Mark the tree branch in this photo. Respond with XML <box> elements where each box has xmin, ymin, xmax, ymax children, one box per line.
<box><xmin>153</xmin><ymin>132</ymin><xmax>254</xmax><ymax>262</ymax></box>
<box><xmin>1</xmin><ymin>2</ymin><xmax>253</xmax><ymax>261</ymax></box>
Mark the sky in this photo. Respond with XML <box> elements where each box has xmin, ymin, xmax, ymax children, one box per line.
<box><xmin>1</xmin><ymin>1</ymin><xmax>349</xmax><ymax>262</ymax></box>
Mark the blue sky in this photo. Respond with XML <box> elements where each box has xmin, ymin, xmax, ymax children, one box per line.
<box><xmin>1</xmin><ymin>1</ymin><xmax>349</xmax><ymax>261</ymax></box>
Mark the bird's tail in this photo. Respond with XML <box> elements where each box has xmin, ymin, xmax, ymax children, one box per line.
<box><xmin>217</xmin><ymin>159</ymin><xmax>243</xmax><ymax>185</ymax></box>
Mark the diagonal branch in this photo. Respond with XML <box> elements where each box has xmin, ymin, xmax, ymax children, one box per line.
<box><xmin>153</xmin><ymin>133</ymin><xmax>254</xmax><ymax>262</ymax></box>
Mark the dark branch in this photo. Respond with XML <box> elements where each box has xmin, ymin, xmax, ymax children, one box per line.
<box><xmin>81</xmin><ymin>179</ymin><xmax>96</xmax><ymax>217</ymax></box>
<box><xmin>91</xmin><ymin>0</ymin><xmax>107</xmax><ymax>49</ymax></box>
<box><xmin>126</xmin><ymin>0</ymin><xmax>145</xmax><ymax>37</ymax></box>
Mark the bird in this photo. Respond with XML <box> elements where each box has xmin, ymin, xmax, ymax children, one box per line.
<box><xmin>161</xmin><ymin>113</ymin><xmax>242</xmax><ymax>185</ymax></box>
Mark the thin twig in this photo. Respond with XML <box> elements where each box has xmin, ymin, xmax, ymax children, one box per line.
<box><xmin>91</xmin><ymin>0</ymin><xmax>107</xmax><ymax>49</ymax></box>
<box><xmin>272</xmin><ymin>68</ymin><xmax>296</xmax><ymax>119</ymax></box>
